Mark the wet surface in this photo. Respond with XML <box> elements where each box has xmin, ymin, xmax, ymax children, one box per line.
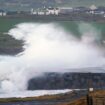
<box><xmin>0</xmin><ymin>90</ymin><xmax>87</xmax><ymax>105</ymax></box>
<box><xmin>0</xmin><ymin>101</ymin><xmax>62</xmax><ymax>105</ymax></box>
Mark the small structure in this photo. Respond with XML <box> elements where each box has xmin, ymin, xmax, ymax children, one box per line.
<box><xmin>93</xmin><ymin>9</ymin><xmax>105</xmax><ymax>15</ymax></box>
<box><xmin>0</xmin><ymin>10</ymin><xmax>6</xmax><ymax>16</ymax></box>
<box><xmin>6</xmin><ymin>11</ymin><xmax>18</xmax><ymax>15</ymax></box>
<box><xmin>89</xmin><ymin>5</ymin><xmax>97</xmax><ymax>14</ymax></box>
<box><xmin>37</xmin><ymin>11</ymin><xmax>45</xmax><ymax>15</ymax></box>
<box><xmin>74</xmin><ymin>7</ymin><xmax>89</xmax><ymax>13</ymax></box>
<box><xmin>89</xmin><ymin>7</ymin><xmax>105</xmax><ymax>15</ymax></box>
<box><xmin>59</xmin><ymin>7</ymin><xmax>73</xmax><ymax>14</ymax></box>
<box><xmin>94</xmin><ymin>7</ymin><xmax>105</xmax><ymax>15</ymax></box>
<box><xmin>30</xmin><ymin>9</ymin><xmax>37</xmax><ymax>15</ymax></box>
<box><xmin>31</xmin><ymin>8</ymin><xmax>46</xmax><ymax>15</ymax></box>
<box><xmin>31</xmin><ymin>8</ymin><xmax>37</xmax><ymax>15</ymax></box>
<box><xmin>54</xmin><ymin>8</ymin><xmax>60</xmax><ymax>15</ymax></box>
<box><xmin>89</xmin><ymin>88</ymin><xmax>94</xmax><ymax>92</ymax></box>
<box><xmin>46</xmin><ymin>7</ymin><xmax>60</xmax><ymax>15</ymax></box>
<box><xmin>46</xmin><ymin>7</ymin><xmax>55</xmax><ymax>15</ymax></box>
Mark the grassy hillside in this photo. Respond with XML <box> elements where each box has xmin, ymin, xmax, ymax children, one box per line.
<box><xmin>0</xmin><ymin>90</ymin><xmax>87</xmax><ymax>104</ymax></box>
<box><xmin>0</xmin><ymin>33</ymin><xmax>23</xmax><ymax>55</ymax></box>
<box><xmin>0</xmin><ymin>87</ymin><xmax>105</xmax><ymax>105</ymax></box>
<box><xmin>0</xmin><ymin>0</ymin><xmax>105</xmax><ymax>11</ymax></box>
<box><xmin>0</xmin><ymin>18</ymin><xmax>24</xmax><ymax>55</ymax></box>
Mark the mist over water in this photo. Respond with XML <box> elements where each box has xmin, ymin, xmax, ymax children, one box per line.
<box><xmin>0</xmin><ymin>22</ymin><xmax>105</xmax><ymax>92</ymax></box>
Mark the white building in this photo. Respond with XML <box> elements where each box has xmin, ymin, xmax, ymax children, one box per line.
<box><xmin>31</xmin><ymin>8</ymin><xmax>46</xmax><ymax>15</ymax></box>
<box><xmin>90</xmin><ymin>5</ymin><xmax>97</xmax><ymax>10</ymax></box>
<box><xmin>37</xmin><ymin>11</ymin><xmax>45</xmax><ymax>15</ymax></box>
<box><xmin>31</xmin><ymin>7</ymin><xmax>60</xmax><ymax>15</ymax></box>
<box><xmin>0</xmin><ymin>10</ymin><xmax>6</xmax><ymax>16</ymax></box>
<box><xmin>58</xmin><ymin>7</ymin><xmax>73</xmax><ymax>14</ymax></box>
<box><xmin>55</xmin><ymin>8</ymin><xmax>60</xmax><ymax>15</ymax></box>
<box><xmin>31</xmin><ymin>8</ymin><xmax>37</xmax><ymax>15</ymax></box>
<box><xmin>89</xmin><ymin>10</ymin><xmax>94</xmax><ymax>14</ymax></box>
<box><xmin>47</xmin><ymin>8</ymin><xmax>55</xmax><ymax>15</ymax></box>
<box><xmin>46</xmin><ymin>7</ymin><xmax>60</xmax><ymax>15</ymax></box>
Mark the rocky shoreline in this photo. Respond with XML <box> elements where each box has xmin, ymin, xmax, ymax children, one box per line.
<box><xmin>28</xmin><ymin>72</ymin><xmax>105</xmax><ymax>90</ymax></box>
<box><xmin>0</xmin><ymin>90</ymin><xmax>87</xmax><ymax>105</ymax></box>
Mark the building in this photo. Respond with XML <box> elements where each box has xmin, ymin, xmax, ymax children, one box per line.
<box><xmin>54</xmin><ymin>8</ymin><xmax>60</xmax><ymax>15</ymax></box>
<box><xmin>74</xmin><ymin>7</ymin><xmax>90</xmax><ymax>13</ymax></box>
<box><xmin>0</xmin><ymin>10</ymin><xmax>6</xmax><ymax>16</ymax></box>
<box><xmin>31</xmin><ymin>8</ymin><xmax>46</xmax><ymax>15</ymax></box>
<box><xmin>59</xmin><ymin>7</ymin><xmax>73</xmax><ymax>14</ymax></box>
<box><xmin>93</xmin><ymin>9</ymin><xmax>105</xmax><ymax>15</ymax></box>
<box><xmin>95</xmin><ymin>6</ymin><xmax>105</xmax><ymax>15</ymax></box>
<box><xmin>46</xmin><ymin>7</ymin><xmax>55</xmax><ymax>15</ymax></box>
<box><xmin>46</xmin><ymin>7</ymin><xmax>60</xmax><ymax>15</ymax></box>
<box><xmin>89</xmin><ymin>6</ymin><xmax>105</xmax><ymax>15</ymax></box>
<box><xmin>31</xmin><ymin>8</ymin><xmax>38</xmax><ymax>15</ymax></box>
<box><xmin>37</xmin><ymin>11</ymin><xmax>45</xmax><ymax>15</ymax></box>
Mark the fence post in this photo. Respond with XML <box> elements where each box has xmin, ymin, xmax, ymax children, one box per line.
<box><xmin>87</xmin><ymin>94</ymin><xmax>93</xmax><ymax>105</ymax></box>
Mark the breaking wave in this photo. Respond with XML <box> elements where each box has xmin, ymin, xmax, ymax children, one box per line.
<box><xmin>0</xmin><ymin>22</ymin><xmax>105</xmax><ymax>92</ymax></box>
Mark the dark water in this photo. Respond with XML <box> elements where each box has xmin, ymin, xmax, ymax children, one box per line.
<box><xmin>0</xmin><ymin>90</ymin><xmax>87</xmax><ymax>105</ymax></box>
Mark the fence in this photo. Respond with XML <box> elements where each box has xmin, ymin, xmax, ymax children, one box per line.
<box><xmin>87</xmin><ymin>95</ymin><xmax>105</xmax><ymax>105</ymax></box>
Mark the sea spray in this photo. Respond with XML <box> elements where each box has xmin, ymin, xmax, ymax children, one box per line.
<box><xmin>79</xmin><ymin>23</ymin><xmax>102</xmax><ymax>44</ymax></box>
<box><xmin>0</xmin><ymin>22</ymin><xmax>104</xmax><ymax>92</ymax></box>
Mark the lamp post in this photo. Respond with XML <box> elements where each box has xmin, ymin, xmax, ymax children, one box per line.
<box><xmin>87</xmin><ymin>72</ymin><xmax>93</xmax><ymax>105</ymax></box>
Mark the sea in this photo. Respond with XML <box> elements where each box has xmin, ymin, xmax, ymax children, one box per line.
<box><xmin>0</xmin><ymin>18</ymin><xmax>105</xmax><ymax>104</ymax></box>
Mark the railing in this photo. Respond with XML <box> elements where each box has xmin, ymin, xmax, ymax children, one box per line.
<box><xmin>87</xmin><ymin>95</ymin><xmax>105</xmax><ymax>105</ymax></box>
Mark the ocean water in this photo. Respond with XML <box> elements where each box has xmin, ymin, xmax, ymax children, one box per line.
<box><xmin>0</xmin><ymin>20</ymin><xmax>105</xmax><ymax>97</ymax></box>
<box><xmin>0</xmin><ymin>89</ymin><xmax>72</xmax><ymax>98</ymax></box>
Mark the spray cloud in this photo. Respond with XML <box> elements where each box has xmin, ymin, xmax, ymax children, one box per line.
<box><xmin>0</xmin><ymin>22</ymin><xmax>104</xmax><ymax>92</ymax></box>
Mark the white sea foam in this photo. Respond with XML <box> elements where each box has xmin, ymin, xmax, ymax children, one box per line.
<box><xmin>0</xmin><ymin>22</ymin><xmax>104</xmax><ymax>92</ymax></box>
<box><xmin>0</xmin><ymin>89</ymin><xmax>72</xmax><ymax>98</ymax></box>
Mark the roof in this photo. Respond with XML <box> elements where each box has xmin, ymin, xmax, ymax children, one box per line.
<box><xmin>97</xmin><ymin>6</ymin><xmax>105</xmax><ymax>11</ymax></box>
<box><xmin>48</xmin><ymin>7</ymin><xmax>54</xmax><ymax>10</ymax></box>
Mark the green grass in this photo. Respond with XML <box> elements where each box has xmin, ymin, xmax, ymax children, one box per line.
<box><xmin>0</xmin><ymin>33</ymin><xmax>22</xmax><ymax>47</ymax></box>
<box><xmin>0</xmin><ymin>17</ymin><xmax>34</xmax><ymax>32</ymax></box>
<box><xmin>0</xmin><ymin>91</ymin><xmax>80</xmax><ymax>103</ymax></box>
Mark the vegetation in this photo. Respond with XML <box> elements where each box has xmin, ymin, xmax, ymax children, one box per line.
<box><xmin>57</xmin><ymin>97</ymin><xmax>87</xmax><ymax>105</ymax></box>
<box><xmin>0</xmin><ymin>90</ymin><xmax>85</xmax><ymax>103</ymax></box>
<box><xmin>0</xmin><ymin>32</ymin><xmax>23</xmax><ymax>55</ymax></box>
<box><xmin>0</xmin><ymin>91</ymin><xmax>72</xmax><ymax>103</ymax></box>
<box><xmin>0</xmin><ymin>89</ymin><xmax>105</xmax><ymax>105</ymax></box>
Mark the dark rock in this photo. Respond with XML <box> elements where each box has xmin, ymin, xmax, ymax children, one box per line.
<box><xmin>28</xmin><ymin>72</ymin><xmax>105</xmax><ymax>90</ymax></box>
